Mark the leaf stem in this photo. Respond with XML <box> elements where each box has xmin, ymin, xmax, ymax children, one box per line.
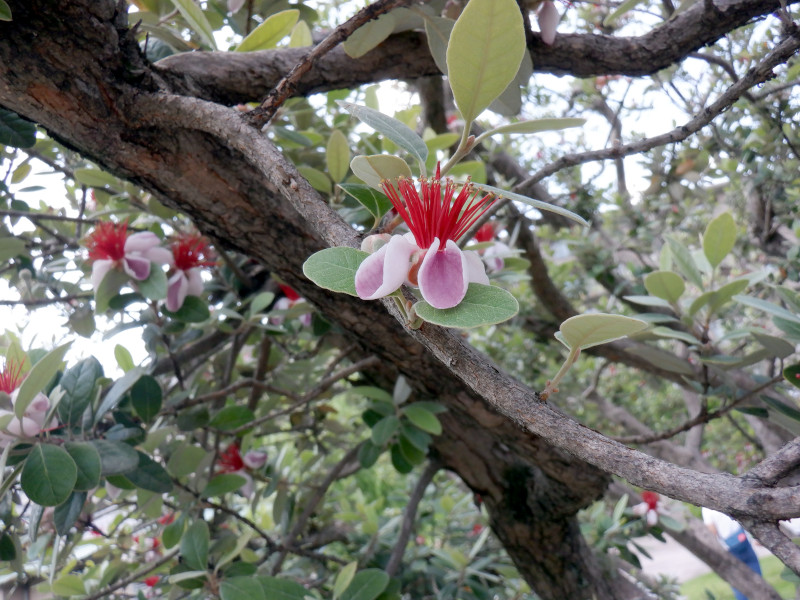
<box><xmin>541</xmin><ymin>346</ymin><xmax>581</xmax><ymax>401</ymax></box>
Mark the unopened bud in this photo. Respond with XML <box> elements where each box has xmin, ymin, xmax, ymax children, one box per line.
<box><xmin>361</xmin><ymin>233</ymin><xmax>392</xmax><ymax>254</ymax></box>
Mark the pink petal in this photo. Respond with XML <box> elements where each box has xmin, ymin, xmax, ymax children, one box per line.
<box><xmin>145</xmin><ymin>246</ymin><xmax>173</xmax><ymax>266</ymax></box>
<box><xmin>355</xmin><ymin>235</ymin><xmax>417</xmax><ymax>300</ymax></box>
<box><xmin>6</xmin><ymin>416</ymin><xmax>42</xmax><ymax>437</ymax></box>
<box><xmin>463</xmin><ymin>250</ymin><xmax>490</xmax><ymax>285</ymax></box>
<box><xmin>243</xmin><ymin>450</ymin><xmax>268</xmax><ymax>469</ymax></box>
<box><xmin>123</xmin><ymin>256</ymin><xmax>151</xmax><ymax>281</ymax></box>
<box><xmin>166</xmin><ymin>271</ymin><xmax>188</xmax><ymax>312</ymax></box>
<box><xmin>91</xmin><ymin>259</ymin><xmax>114</xmax><ymax>290</ymax></box>
<box><xmin>418</xmin><ymin>238</ymin><xmax>469</xmax><ymax>309</ymax></box>
<box><xmin>185</xmin><ymin>268</ymin><xmax>204</xmax><ymax>297</ymax></box>
<box><xmin>124</xmin><ymin>231</ymin><xmax>160</xmax><ymax>253</ymax></box>
<box><xmin>538</xmin><ymin>0</ymin><xmax>560</xmax><ymax>45</ymax></box>
<box><xmin>647</xmin><ymin>509</ymin><xmax>659</xmax><ymax>526</ymax></box>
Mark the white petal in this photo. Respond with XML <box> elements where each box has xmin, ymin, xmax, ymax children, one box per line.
<box><xmin>538</xmin><ymin>0</ymin><xmax>560</xmax><ymax>45</ymax></box>
<box><xmin>185</xmin><ymin>268</ymin><xmax>204</xmax><ymax>297</ymax></box>
<box><xmin>145</xmin><ymin>246</ymin><xmax>173</xmax><ymax>266</ymax></box>
<box><xmin>464</xmin><ymin>250</ymin><xmax>490</xmax><ymax>285</ymax></box>
<box><xmin>124</xmin><ymin>231</ymin><xmax>161</xmax><ymax>253</ymax></box>
<box><xmin>355</xmin><ymin>235</ymin><xmax>417</xmax><ymax>300</ymax></box>
<box><xmin>91</xmin><ymin>259</ymin><xmax>114</xmax><ymax>290</ymax></box>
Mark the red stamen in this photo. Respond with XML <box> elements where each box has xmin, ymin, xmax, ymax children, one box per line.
<box><xmin>279</xmin><ymin>284</ymin><xmax>301</xmax><ymax>302</ymax></box>
<box><xmin>84</xmin><ymin>221</ymin><xmax>128</xmax><ymax>262</ymax></box>
<box><xmin>641</xmin><ymin>491</ymin><xmax>659</xmax><ymax>510</ymax></box>
<box><xmin>171</xmin><ymin>233</ymin><xmax>215</xmax><ymax>272</ymax></box>
<box><xmin>381</xmin><ymin>163</ymin><xmax>496</xmax><ymax>251</ymax></box>
<box><xmin>474</xmin><ymin>224</ymin><xmax>495</xmax><ymax>243</ymax></box>
<box><xmin>218</xmin><ymin>443</ymin><xmax>244</xmax><ymax>472</ymax></box>
<box><xmin>0</xmin><ymin>359</ymin><xmax>24</xmax><ymax>394</ymax></box>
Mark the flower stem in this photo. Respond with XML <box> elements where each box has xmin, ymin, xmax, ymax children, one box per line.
<box><xmin>541</xmin><ymin>346</ymin><xmax>581</xmax><ymax>401</ymax></box>
<box><xmin>441</xmin><ymin>120</ymin><xmax>475</xmax><ymax>176</ymax></box>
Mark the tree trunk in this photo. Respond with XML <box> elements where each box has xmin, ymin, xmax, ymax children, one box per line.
<box><xmin>0</xmin><ymin>2</ymin><xmax>625</xmax><ymax>597</ymax></box>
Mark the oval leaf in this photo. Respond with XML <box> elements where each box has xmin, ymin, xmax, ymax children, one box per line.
<box><xmin>340</xmin><ymin>568</ymin><xmax>390</xmax><ymax>600</ymax></box>
<box><xmin>203</xmin><ymin>473</ymin><xmax>248</xmax><ymax>497</ymax></box>
<box><xmin>703</xmin><ymin>212</ymin><xmax>736</xmax><ymax>268</ymax></box>
<box><xmin>15</xmin><ymin>342</ymin><xmax>71</xmax><ymax>419</ymax></box>
<box><xmin>0</xmin><ymin>108</ymin><xmax>36</xmax><ymax>148</ymax></box>
<box><xmin>413</xmin><ymin>283</ymin><xmax>519</xmax><ymax>328</ymax></box>
<box><xmin>21</xmin><ymin>444</ymin><xmax>78</xmax><ymax>507</ymax></box>
<box><xmin>54</xmin><ymin>491</ymin><xmax>87</xmax><ymax>536</ymax></box>
<box><xmin>236</xmin><ymin>9</ymin><xmax>299</xmax><ymax>52</ymax></box>
<box><xmin>221</xmin><ymin>576</ymin><xmax>267</xmax><ymax>600</ymax></box>
<box><xmin>402</xmin><ymin>405</ymin><xmax>442</xmax><ymax>435</ymax></box>
<box><xmin>334</xmin><ymin>561</ymin><xmax>359</xmax><ymax>599</ymax></box>
<box><xmin>481</xmin><ymin>118</ymin><xmax>586</xmax><ymax>139</ymax></box>
<box><xmin>94</xmin><ymin>367</ymin><xmax>145</xmax><ymax>424</ymax></box>
<box><xmin>91</xmin><ymin>439</ymin><xmax>140</xmax><ymax>476</ymax></box>
<box><xmin>124</xmin><ymin>452</ymin><xmax>173</xmax><ymax>493</ymax></box>
<box><xmin>65</xmin><ymin>442</ymin><xmax>102</xmax><ymax>491</ymax></box>
<box><xmin>424</xmin><ymin>16</ymin><xmax>455</xmax><ymax>74</ymax></box>
<box><xmin>371</xmin><ymin>415</ymin><xmax>400</xmax><ymax>446</ymax></box>
<box><xmin>643</xmin><ymin>271</ymin><xmax>685</xmax><ymax>303</ymax></box>
<box><xmin>470</xmin><ymin>182</ymin><xmax>589</xmax><ymax>227</ymax></box>
<box><xmin>339</xmin><ymin>183</ymin><xmax>393</xmax><ymax>222</ymax></box>
<box><xmin>446</xmin><ymin>0</ymin><xmax>525</xmax><ymax>124</ymax></box>
<box><xmin>209</xmin><ymin>405</ymin><xmax>254</xmax><ymax>431</ymax></box>
<box><xmin>339</xmin><ymin>104</ymin><xmax>428</xmax><ymax>167</ymax></box>
<box><xmin>343</xmin><ymin>13</ymin><xmax>396</xmax><ymax>58</ymax></box>
<box><xmin>303</xmin><ymin>247</ymin><xmax>368</xmax><ymax>296</ymax></box>
<box><xmin>327</xmin><ymin>129</ymin><xmax>351</xmax><ymax>183</ymax></box>
<box><xmin>131</xmin><ymin>374</ymin><xmax>163</xmax><ymax>423</ymax></box>
<box><xmin>181</xmin><ymin>520</ymin><xmax>210</xmax><ymax>571</ymax></box>
<box><xmin>58</xmin><ymin>356</ymin><xmax>103</xmax><ymax>425</ymax></box>
<box><xmin>255</xmin><ymin>576</ymin><xmax>310</xmax><ymax>598</ymax></box>
<box><xmin>350</xmin><ymin>154</ymin><xmax>413</xmax><ymax>192</ymax></box>
<box><xmin>170</xmin><ymin>0</ymin><xmax>217</xmax><ymax>49</ymax></box>
<box><xmin>558</xmin><ymin>314</ymin><xmax>648</xmax><ymax>350</ymax></box>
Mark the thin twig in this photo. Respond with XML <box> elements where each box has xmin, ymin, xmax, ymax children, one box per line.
<box><xmin>517</xmin><ymin>30</ymin><xmax>800</xmax><ymax>189</ymax></box>
<box><xmin>385</xmin><ymin>458</ymin><xmax>441</xmax><ymax>575</ymax></box>
<box><xmin>248</xmin><ymin>0</ymin><xmax>412</xmax><ymax>127</ymax></box>
<box><xmin>0</xmin><ymin>293</ymin><xmax>93</xmax><ymax>307</ymax></box>
<box><xmin>613</xmin><ymin>376</ymin><xmax>782</xmax><ymax>444</ymax></box>
<box><xmin>82</xmin><ymin>548</ymin><xmax>179</xmax><ymax>600</ymax></box>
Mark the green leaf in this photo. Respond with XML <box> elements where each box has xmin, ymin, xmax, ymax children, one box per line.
<box><xmin>95</xmin><ymin>268</ymin><xmax>128</xmax><ymax>313</ymax></box>
<box><xmin>470</xmin><ymin>182</ymin><xmax>589</xmax><ymax>227</ymax></box>
<box><xmin>350</xmin><ymin>155</ymin><xmax>413</xmax><ymax>193</ymax></box>
<box><xmin>343</xmin><ymin>13</ymin><xmax>396</xmax><ymax>58</ymax></box>
<box><xmin>297</xmin><ymin>165</ymin><xmax>332</xmax><ymax>194</ymax></box>
<box><xmin>91</xmin><ymin>439</ymin><xmax>140</xmax><ymax>476</ymax></box>
<box><xmin>163</xmin><ymin>294</ymin><xmax>210</xmax><ymax>322</ymax></box>
<box><xmin>400</xmin><ymin>423</ymin><xmax>432</xmax><ymax>451</ymax></box>
<box><xmin>255</xmin><ymin>576</ymin><xmax>310</xmax><ymax>599</ymax></box>
<box><xmin>705</xmin><ymin>279</ymin><xmax>750</xmax><ymax>315</ymax></box>
<box><xmin>0</xmin><ymin>1</ymin><xmax>12</xmax><ymax>21</ymax></box>
<box><xmin>0</xmin><ymin>532</ymin><xmax>16</xmax><ymax>560</ymax></box>
<box><xmin>761</xmin><ymin>395</ymin><xmax>800</xmax><ymax>423</ymax></box>
<box><xmin>163</xmin><ymin>515</ymin><xmax>186</xmax><ymax>549</ymax></box>
<box><xmin>58</xmin><ymin>356</ymin><xmax>103</xmax><ymax>425</ymax></box>
<box><xmin>402</xmin><ymin>405</ymin><xmax>442</xmax><ymax>435</ymax></box>
<box><xmin>73</xmin><ymin>168</ymin><xmax>119</xmax><ymax>189</ymax></box>
<box><xmin>94</xmin><ymin>367</ymin><xmax>144</xmax><ymax>424</ymax></box>
<box><xmin>603</xmin><ymin>0</ymin><xmax>646</xmax><ymax>26</ymax></box>
<box><xmin>114</xmin><ymin>344</ymin><xmax>135</xmax><ymax>372</ymax></box>
<box><xmin>423</xmin><ymin>16</ymin><xmax>455</xmax><ymax>74</ymax></box>
<box><xmin>65</xmin><ymin>442</ymin><xmax>102</xmax><ymax>491</ymax></box>
<box><xmin>54</xmin><ymin>491</ymin><xmax>87</xmax><ymax>536</ymax></box>
<box><xmin>0</xmin><ymin>236</ymin><xmax>27</xmax><ymax>262</ymax></box>
<box><xmin>327</xmin><ymin>129</ymin><xmax>351</xmax><ymax>183</ymax></box>
<box><xmin>643</xmin><ymin>271</ymin><xmax>685</xmax><ymax>303</ymax></box>
<box><xmin>622</xmin><ymin>295</ymin><xmax>672</xmax><ymax>308</ymax></box>
<box><xmin>170</xmin><ymin>0</ymin><xmax>217</xmax><ymax>50</ymax></box>
<box><xmin>51</xmin><ymin>574</ymin><xmax>87</xmax><ymax>597</ymax></box>
<box><xmin>752</xmin><ymin>332</ymin><xmax>795</xmax><ymax>359</ymax></box>
<box><xmin>209</xmin><ymin>406</ymin><xmax>254</xmax><ymax>431</ymax></box>
<box><xmin>15</xmin><ymin>342</ymin><xmax>71</xmax><ymax>419</ymax></box>
<box><xmin>665</xmin><ymin>237</ymin><xmax>703</xmax><ymax>288</ymax></box>
<box><xmin>651</xmin><ymin>327</ymin><xmax>701</xmax><ymax>345</ymax></box>
<box><xmin>339</xmin><ymin>183</ymin><xmax>393</xmax><ymax>223</ymax></box>
<box><xmin>398</xmin><ymin>434</ymin><xmax>426</xmax><ymax>465</ymax></box>
<box><xmin>289</xmin><ymin>20</ymin><xmax>313</xmax><ymax>47</ymax></box>
<box><xmin>130</xmin><ymin>375</ymin><xmax>162</xmax><ymax>423</ymax></box>
<box><xmin>221</xmin><ymin>576</ymin><xmax>267</xmax><ymax>600</ymax></box>
<box><xmin>558</xmin><ymin>314</ymin><xmax>648</xmax><ymax>350</ymax></box>
<box><xmin>390</xmin><ymin>444</ymin><xmax>413</xmax><ymax>474</ymax></box>
<box><xmin>784</xmin><ymin>365</ymin><xmax>800</xmax><ymax>390</ymax></box>
<box><xmin>248</xmin><ymin>291</ymin><xmax>275</xmax><ymax>316</ymax></box>
<box><xmin>167</xmin><ymin>443</ymin><xmax>208</xmax><ymax>478</ymax></box>
<box><xmin>303</xmin><ymin>247</ymin><xmax>368</xmax><ymax>296</ymax></box>
<box><xmin>0</xmin><ymin>108</ymin><xmax>35</xmax><ymax>148</ymax></box>
<box><xmin>446</xmin><ymin>0</ymin><xmax>525</xmax><ymax>124</ymax></box>
<box><xmin>334</xmin><ymin>562</ymin><xmax>359</xmax><ymax>599</ymax></box>
<box><xmin>236</xmin><ymin>9</ymin><xmax>298</xmax><ymax>52</ymax></box>
<box><xmin>203</xmin><ymin>473</ymin><xmax>248</xmax><ymax>497</ymax></box>
<box><xmin>21</xmin><ymin>444</ymin><xmax>77</xmax><ymax>507</ymax></box>
<box><xmin>357</xmin><ymin>440</ymin><xmax>382</xmax><ymax>469</ymax></box>
<box><xmin>340</xmin><ymin>568</ymin><xmax>390</xmax><ymax>600</ymax></box>
<box><xmin>124</xmin><ymin>452</ymin><xmax>173</xmax><ymax>493</ymax></box>
<box><xmin>774</xmin><ymin>317</ymin><xmax>800</xmax><ymax>342</ymax></box>
<box><xmin>339</xmin><ymin>104</ymin><xmax>428</xmax><ymax>167</ymax></box>
<box><xmin>371</xmin><ymin>415</ymin><xmax>400</xmax><ymax>446</ymax></box>
<box><xmin>137</xmin><ymin>264</ymin><xmax>168</xmax><ymax>300</ymax></box>
<box><xmin>181</xmin><ymin>520</ymin><xmax>210</xmax><ymax>571</ymax></box>
<box><xmin>413</xmin><ymin>283</ymin><xmax>519</xmax><ymax>329</ymax></box>
<box><xmin>479</xmin><ymin>118</ymin><xmax>586</xmax><ymax>140</ymax></box>
<box><xmin>734</xmin><ymin>294</ymin><xmax>800</xmax><ymax>324</ymax></box>
<box><xmin>703</xmin><ymin>212</ymin><xmax>736</xmax><ymax>268</ymax></box>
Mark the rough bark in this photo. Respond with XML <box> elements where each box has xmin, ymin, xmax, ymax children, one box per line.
<box><xmin>2</xmin><ymin>1</ymin><xmax>800</xmax><ymax>597</ymax></box>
